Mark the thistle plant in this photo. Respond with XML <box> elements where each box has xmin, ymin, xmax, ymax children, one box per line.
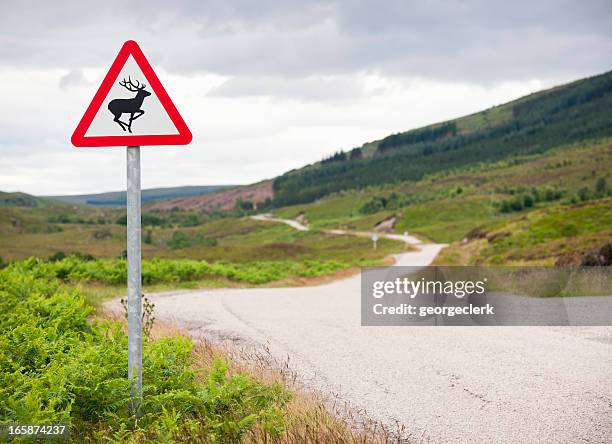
<box><xmin>120</xmin><ymin>294</ymin><xmax>156</xmax><ymax>339</ymax></box>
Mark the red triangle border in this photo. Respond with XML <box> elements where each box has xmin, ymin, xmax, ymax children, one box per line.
<box><xmin>71</xmin><ymin>40</ymin><xmax>192</xmax><ymax>147</ymax></box>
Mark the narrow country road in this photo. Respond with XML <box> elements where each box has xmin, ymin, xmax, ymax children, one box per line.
<box><xmin>107</xmin><ymin>240</ymin><xmax>612</xmax><ymax>443</ymax></box>
<box><xmin>250</xmin><ymin>213</ymin><xmax>309</xmax><ymax>231</ymax></box>
<box><xmin>249</xmin><ymin>213</ymin><xmax>423</xmax><ymax>244</ymax></box>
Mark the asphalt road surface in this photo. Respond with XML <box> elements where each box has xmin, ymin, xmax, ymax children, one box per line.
<box><xmin>109</xmin><ymin>244</ymin><xmax>612</xmax><ymax>443</ymax></box>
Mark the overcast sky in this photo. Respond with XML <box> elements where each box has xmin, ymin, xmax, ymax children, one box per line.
<box><xmin>1</xmin><ymin>0</ymin><xmax>611</xmax><ymax>195</ymax></box>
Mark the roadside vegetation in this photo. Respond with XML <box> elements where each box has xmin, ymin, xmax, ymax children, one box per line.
<box><xmin>1</xmin><ymin>261</ymin><xmax>286</xmax><ymax>442</ymax></box>
<box><xmin>28</xmin><ymin>255</ymin><xmax>354</xmax><ymax>286</ymax></box>
<box><xmin>0</xmin><ymin>259</ymin><xmax>399</xmax><ymax>443</ymax></box>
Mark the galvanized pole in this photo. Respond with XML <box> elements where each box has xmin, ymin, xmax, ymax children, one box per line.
<box><xmin>126</xmin><ymin>146</ymin><xmax>142</xmax><ymax>414</ymax></box>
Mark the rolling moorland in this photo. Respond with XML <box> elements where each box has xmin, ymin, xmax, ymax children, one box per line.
<box><xmin>2</xmin><ymin>69</ymin><xmax>610</xmax><ymax>269</ymax></box>
<box><xmin>1</xmin><ymin>70</ymin><xmax>611</xmax><ymax>442</ymax></box>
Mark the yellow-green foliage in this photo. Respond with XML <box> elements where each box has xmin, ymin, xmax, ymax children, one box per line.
<box><xmin>481</xmin><ymin>199</ymin><xmax>612</xmax><ymax>264</ymax></box>
<box><xmin>18</xmin><ymin>255</ymin><xmax>349</xmax><ymax>286</ymax></box>
<box><xmin>0</xmin><ymin>261</ymin><xmax>290</xmax><ymax>442</ymax></box>
<box><xmin>435</xmin><ymin>198</ymin><xmax>612</xmax><ymax>265</ymax></box>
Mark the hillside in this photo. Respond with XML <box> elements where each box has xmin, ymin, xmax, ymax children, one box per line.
<box><xmin>272</xmin><ymin>70</ymin><xmax>612</xmax><ymax>207</ymax></box>
<box><xmin>0</xmin><ymin>191</ymin><xmax>58</xmax><ymax>208</ymax></box>
<box><xmin>47</xmin><ymin>185</ymin><xmax>234</xmax><ymax>206</ymax></box>
<box><xmin>272</xmin><ymin>139</ymin><xmax>611</xmax><ymax>265</ymax></box>
<box><xmin>152</xmin><ymin>181</ymin><xmax>273</xmax><ymax>212</ymax></box>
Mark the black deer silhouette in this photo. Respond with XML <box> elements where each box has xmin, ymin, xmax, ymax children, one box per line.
<box><xmin>108</xmin><ymin>77</ymin><xmax>151</xmax><ymax>133</ymax></box>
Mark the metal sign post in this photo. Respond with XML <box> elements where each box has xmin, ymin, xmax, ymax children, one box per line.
<box><xmin>126</xmin><ymin>146</ymin><xmax>142</xmax><ymax>413</ymax></box>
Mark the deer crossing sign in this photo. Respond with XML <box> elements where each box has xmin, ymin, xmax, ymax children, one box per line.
<box><xmin>71</xmin><ymin>40</ymin><xmax>191</xmax><ymax>147</ymax></box>
<box><xmin>70</xmin><ymin>41</ymin><xmax>192</xmax><ymax>415</ymax></box>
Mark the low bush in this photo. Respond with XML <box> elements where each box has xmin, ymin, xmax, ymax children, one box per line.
<box><xmin>167</xmin><ymin>231</ymin><xmax>217</xmax><ymax>250</ymax></box>
<box><xmin>499</xmin><ymin>186</ymin><xmax>565</xmax><ymax>213</ymax></box>
<box><xmin>359</xmin><ymin>192</ymin><xmax>410</xmax><ymax>214</ymax></box>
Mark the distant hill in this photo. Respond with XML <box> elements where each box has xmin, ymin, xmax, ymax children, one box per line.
<box><xmin>0</xmin><ymin>191</ymin><xmax>54</xmax><ymax>208</ymax></box>
<box><xmin>272</xmin><ymin>70</ymin><xmax>612</xmax><ymax>207</ymax></box>
<box><xmin>46</xmin><ymin>185</ymin><xmax>236</xmax><ymax>206</ymax></box>
<box><xmin>152</xmin><ymin>181</ymin><xmax>273</xmax><ymax>212</ymax></box>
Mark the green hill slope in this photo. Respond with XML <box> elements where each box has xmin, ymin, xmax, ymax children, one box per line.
<box><xmin>272</xmin><ymin>139</ymin><xmax>611</xmax><ymax>265</ymax></box>
<box><xmin>272</xmin><ymin>70</ymin><xmax>612</xmax><ymax>206</ymax></box>
<box><xmin>0</xmin><ymin>191</ymin><xmax>57</xmax><ymax>208</ymax></box>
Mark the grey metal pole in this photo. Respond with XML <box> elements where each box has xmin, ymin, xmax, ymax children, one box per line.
<box><xmin>126</xmin><ymin>146</ymin><xmax>142</xmax><ymax>414</ymax></box>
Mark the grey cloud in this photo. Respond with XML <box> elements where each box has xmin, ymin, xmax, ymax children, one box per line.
<box><xmin>0</xmin><ymin>0</ymin><xmax>610</xmax><ymax>86</ymax></box>
<box><xmin>59</xmin><ymin>69</ymin><xmax>90</xmax><ymax>89</ymax></box>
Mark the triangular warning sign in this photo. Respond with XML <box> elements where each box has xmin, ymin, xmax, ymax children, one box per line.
<box><xmin>71</xmin><ymin>40</ymin><xmax>192</xmax><ymax>147</ymax></box>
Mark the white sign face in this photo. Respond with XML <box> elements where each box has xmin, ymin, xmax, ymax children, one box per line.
<box><xmin>84</xmin><ymin>56</ymin><xmax>179</xmax><ymax>137</ymax></box>
<box><xmin>372</xmin><ymin>234</ymin><xmax>379</xmax><ymax>242</ymax></box>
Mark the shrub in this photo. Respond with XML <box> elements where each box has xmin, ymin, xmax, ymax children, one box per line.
<box><xmin>166</xmin><ymin>231</ymin><xmax>216</xmax><ymax>249</ymax></box>
<box><xmin>499</xmin><ymin>200</ymin><xmax>512</xmax><ymax>213</ymax></box>
<box><xmin>509</xmin><ymin>196</ymin><xmax>524</xmax><ymax>212</ymax></box>
<box><xmin>144</xmin><ymin>230</ymin><xmax>153</xmax><ymax>245</ymax></box>
<box><xmin>544</xmin><ymin>187</ymin><xmax>563</xmax><ymax>201</ymax></box>
<box><xmin>522</xmin><ymin>194</ymin><xmax>534</xmax><ymax>208</ymax></box>
<box><xmin>235</xmin><ymin>199</ymin><xmax>254</xmax><ymax>212</ymax></box>
<box><xmin>359</xmin><ymin>192</ymin><xmax>409</xmax><ymax>214</ymax></box>
<box><xmin>48</xmin><ymin>251</ymin><xmax>67</xmax><ymax>262</ymax></box>
<box><xmin>142</xmin><ymin>213</ymin><xmax>166</xmax><ymax>227</ymax></box>
<box><xmin>180</xmin><ymin>213</ymin><xmax>202</xmax><ymax>227</ymax></box>
<box><xmin>167</xmin><ymin>231</ymin><xmax>192</xmax><ymax>249</ymax></box>
<box><xmin>595</xmin><ymin>177</ymin><xmax>607</xmax><ymax>197</ymax></box>
<box><xmin>360</xmin><ymin>197</ymin><xmax>386</xmax><ymax>214</ymax></box>
<box><xmin>73</xmin><ymin>252</ymin><xmax>96</xmax><ymax>262</ymax></box>
<box><xmin>47</xmin><ymin>213</ymin><xmax>71</xmax><ymax>223</ymax></box>
<box><xmin>577</xmin><ymin>186</ymin><xmax>591</xmax><ymax>202</ymax></box>
<box><xmin>499</xmin><ymin>186</ymin><xmax>564</xmax><ymax>213</ymax></box>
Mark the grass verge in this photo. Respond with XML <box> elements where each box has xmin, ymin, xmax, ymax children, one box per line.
<box><xmin>107</xmin><ymin>314</ymin><xmax>405</xmax><ymax>443</ymax></box>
